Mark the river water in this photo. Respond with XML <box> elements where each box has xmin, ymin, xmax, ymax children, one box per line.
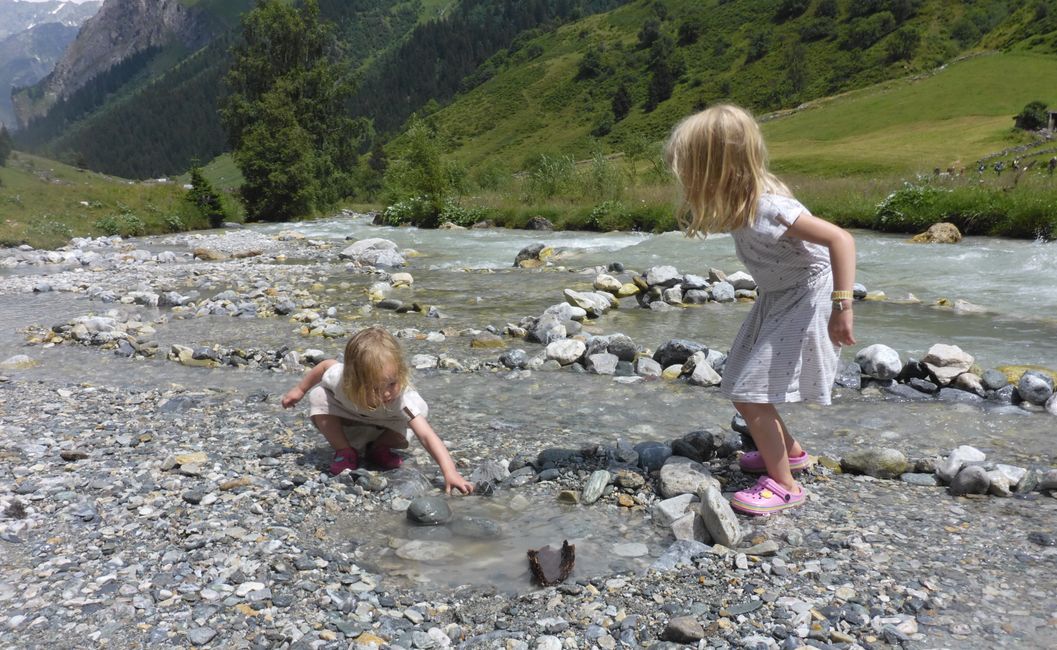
<box><xmin>2</xmin><ymin>214</ymin><xmax>1056</xmax><ymax>591</ymax></box>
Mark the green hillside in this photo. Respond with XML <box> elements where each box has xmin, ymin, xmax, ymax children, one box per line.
<box><xmin>0</xmin><ymin>152</ymin><xmax>215</xmax><ymax>249</ymax></box>
<box><xmin>419</xmin><ymin>0</ymin><xmax>1057</xmax><ymax>176</ymax></box>
<box><xmin>765</xmin><ymin>52</ymin><xmax>1057</xmax><ymax>176</ymax></box>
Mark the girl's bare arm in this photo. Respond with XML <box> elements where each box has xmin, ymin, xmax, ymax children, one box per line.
<box><xmin>785</xmin><ymin>212</ymin><xmax>857</xmax><ymax>346</ymax></box>
<box><xmin>408</xmin><ymin>416</ymin><xmax>474</xmax><ymax>495</ymax></box>
<box><xmin>281</xmin><ymin>359</ymin><xmax>338</xmax><ymax>408</ymax></box>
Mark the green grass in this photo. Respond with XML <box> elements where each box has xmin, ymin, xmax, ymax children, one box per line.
<box><xmin>0</xmin><ymin>152</ymin><xmax>219</xmax><ymax>249</ymax></box>
<box><xmin>764</xmin><ymin>52</ymin><xmax>1057</xmax><ymax>176</ymax></box>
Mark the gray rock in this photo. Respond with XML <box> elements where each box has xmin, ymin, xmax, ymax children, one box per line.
<box><xmin>406</xmin><ymin>496</ymin><xmax>452</xmax><ymax>525</ymax></box>
<box><xmin>936</xmin><ymin>445</ymin><xmax>986</xmax><ymax>484</ymax></box>
<box><xmin>449</xmin><ymin>516</ymin><xmax>503</xmax><ymax>539</ymax></box>
<box><xmin>652</xmin><ymin>339</ymin><xmax>707</xmax><ymax>368</ymax></box>
<box><xmin>635</xmin><ymin>442</ymin><xmax>672</xmax><ymax>472</ymax></box>
<box><xmin>840</xmin><ymin>448</ymin><xmax>908</xmax><ymax>479</ymax></box>
<box><xmin>651</xmin><ymin>540</ymin><xmax>712</xmax><ymax>571</ymax></box>
<box><xmin>585</xmin><ymin>353</ymin><xmax>619</xmax><ymax>375</ymax></box>
<box><xmin>699</xmin><ymin>485</ymin><xmax>743</xmax><ymax>547</ymax></box>
<box><xmin>981</xmin><ymin>369</ymin><xmax>1009</xmax><ymax>391</ymax></box>
<box><xmin>645</xmin><ymin>265</ymin><xmax>681</xmax><ymax>287</ymax></box>
<box><xmin>581</xmin><ymin>470</ymin><xmax>610</xmax><ymax>505</ymax></box>
<box><xmin>950</xmin><ymin>465</ymin><xmax>990</xmax><ymax>496</ymax></box>
<box><xmin>187</xmin><ymin>627</ymin><xmax>217</xmax><ymax>645</ymax></box>
<box><xmin>653</xmin><ymin>494</ymin><xmax>697</xmax><ymax>528</ymax></box>
<box><xmin>834</xmin><ymin>361</ymin><xmax>863</xmax><ymax>389</ymax></box>
<box><xmin>855</xmin><ymin>344</ymin><xmax>902</xmax><ymax>380</ymax></box>
<box><xmin>900</xmin><ymin>473</ymin><xmax>939</xmax><ymax>487</ymax></box>
<box><xmin>1018</xmin><ymin>371</ymin><xmax>1055</xmax><ymax>405</ymax></box>
<box><xmin>670</xmin><ymin>511</ymin><xmax>710</xmax><ymax>544</ymax></box>
<box><xmin>658</xmin><ymin>457</ymin><xmax>717</xmax><ymax>498</ymax></box>
<box><xmin>634</xmin><ymin>357</ymin><xmax>662</xmax><ymax>379</ymax></box>
<box><xmin>662</xmin><ymin>616</ymin><xmax>705</xmax><ymax>643</ymax></box>
<box><xmin>711</xmin><ymin>281</ymin><xmax>735</xmax><ymax>302</ymax></box>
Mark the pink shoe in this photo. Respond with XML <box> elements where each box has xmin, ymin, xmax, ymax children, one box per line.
<box><xmin>738</xmin><ymin>450</ymin><xmax>812</xmax><ymax>474</ymax></box>
<box><xmin>330</xmin><ymin>448</ymin><xmax>359</xmax><ymax>475</ymax></box>
<box><xmin>730</xmin><ymin>476</ymin><xmax>805</xmax><ymax>516</ymax></box>
<box><xmin>368</xmin><ymin>444</ymin><xmax>403</xmax><ymax>470</ymax></box>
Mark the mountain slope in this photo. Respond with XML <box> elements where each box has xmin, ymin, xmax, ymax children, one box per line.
<box><xmin>0</xmin><ymin>22</ymin><xmax>80</xmax><ymax>130</ymax></box>
<box><xmin>0</xmin><ymin>0</ymin><xmax>101</xmax><ymax>40</ymax></box>
<box><xmin>12</xmin><ymin>0</ymin><xmax>454</xmax><ymax>178</ymax></box>
<box><xmin>10</xmin><ymin>0</ymin><xmax>234</xmax><ymax>128</ymax></box>
<box><xmin>417</xmin><ymin>0</ymin><xmax>1057</xmax><ymax>176</ymax></box>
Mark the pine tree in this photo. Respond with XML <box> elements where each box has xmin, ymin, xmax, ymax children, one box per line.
<box><xmin>221</xmin><ymin>0</ymin><xmax>366</xmax><ymax>221</ymax></box>
<box><xmin>0</xmin><ymin>125</ymin><xmax>12</xmax><ymax>167</ymax></box>
<box><xmin>186</xmin><ymin>163</ymin><xmax>230</xmax><ymax>229</ymax></box>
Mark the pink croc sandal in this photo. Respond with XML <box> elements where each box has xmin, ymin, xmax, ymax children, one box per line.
<box><xmin>738</xmin><ymin>450</ymin><xmax>812</xmax><ymax>474</ymax></box>
<box><xmin>367</xmin><ymin>444</ymin><xmax>403</xmax><ymax>470</ymax></box>
<box><xmin>330</xmin><ymin>448</ymin><xmax>359</xmax><ymax>475</ymax></box>
<box><xmin>730</xmin><ymin>476</ymin><xmax>805</xmax><ymax>516</ymax></box>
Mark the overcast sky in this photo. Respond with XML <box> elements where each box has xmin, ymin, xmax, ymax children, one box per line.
<box><xmin>6</xmin><ymin>0</ymin><xmax>98</xmax><ymax>4</ymax></box>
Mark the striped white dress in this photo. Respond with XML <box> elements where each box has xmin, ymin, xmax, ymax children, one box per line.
<box><xmin>719</xmin><ymin>194</ymin><xmax>840</xmax><ymax>405</ymax></box>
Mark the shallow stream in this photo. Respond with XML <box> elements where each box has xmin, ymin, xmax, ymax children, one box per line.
<box><xmin>2</xmin><ymin>214</ymin><xmax>1056</xmax><ymax>592</ymax></box>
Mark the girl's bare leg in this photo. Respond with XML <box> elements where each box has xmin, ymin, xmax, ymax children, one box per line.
<box><xmin>372</xmin><ymin>428</ymin><xmax>409</xmax><ymax>450</ymax></box>
<box><xmin>310</xmin><ymin>414</ymin><xmax>351</xmax><ymax>451</ymax></box>
<box><xmin>734</xmin><ymin>402</ymin><xmax>802</xmax><ymax>493</ymax></box>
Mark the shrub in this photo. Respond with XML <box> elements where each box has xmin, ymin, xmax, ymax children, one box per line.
<box><xmin>579</xmin><ymin>152</ymin><xmax>623</xmax><ymax>200</ymax></box>
<box><xmin>164</xmin><ymin>214</ymin><xmax>186</xmax><ymax>233</ymax></box>
<box><xmin>96</xmin><ymin>212</ymin><xmax>146</xmax><ymax>237</ymax></box>
<box><xmin>185</xmin><ymin>165</ymin><xmax>230</xmax><ymax>228</ymax></box>
<box><xmin>1014</xmin><ymin>101</ymin><xmax>1049</xmax><ymax>131</ymax></box>
<box><xmin>438</xmin><ymin>199</ymin><xmax>492</xmax><ymax>227</ymax></box>
<box><xmin>378</xmin><ymin>196</ymin><xmax>438</xmax><ymax>227</ymax></box>
<box><xmin>525</xmin><ymin>154</ymin><xmax>575</xmax><ymax>199</ymax></box>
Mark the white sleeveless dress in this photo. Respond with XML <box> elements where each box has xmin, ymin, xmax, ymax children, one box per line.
<box><xmin>719</xmin><ymin>194</ymin><xmax>840</xmax><ymax>405</ymax></box>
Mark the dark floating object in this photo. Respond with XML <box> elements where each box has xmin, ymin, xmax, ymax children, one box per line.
<box><xmin>527</xmin><ymin>540</ymin><xmax>575</xmax><ymax>587</ymax></box>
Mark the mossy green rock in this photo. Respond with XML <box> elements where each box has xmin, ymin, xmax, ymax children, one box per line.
<box><xmin>840</xmin><ymin>448</ymin><xmax>908</xmax><ymax>479</ymax></box>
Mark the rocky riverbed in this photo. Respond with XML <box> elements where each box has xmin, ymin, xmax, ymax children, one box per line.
<box><xmin>2</xmin><ymin>222</ymin><xmax>1057</xmax><ymax>650</ymax></box>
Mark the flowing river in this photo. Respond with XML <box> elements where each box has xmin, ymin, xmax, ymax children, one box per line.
<box><xmin>2</xmin><ymin>214</ymin><xmax>1056</xmax><ymax>592</ymax></box>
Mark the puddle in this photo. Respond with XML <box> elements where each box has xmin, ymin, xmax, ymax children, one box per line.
<box><xmin>336</xmin><ymin>491</ymin><xmax>671</xmax><ymax>593</ymax></box>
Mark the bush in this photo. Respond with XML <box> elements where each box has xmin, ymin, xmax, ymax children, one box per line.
<box><xmin>0</xmin><ymin>125</ymin><xmax>13</xmax><ymax>167</ymax></box>
<box><xmin>525</xmin><ymin>154</ymin><xmax>576</xmax><ymax>199</ymax></box>
<box><xmin>96</xmin><ymin>212</ymin><xmax>147</xmax><ymax>237</ymax></box>
<box><xmin>1014</xmin><ymin>101</ymin><xmax>1049</xmax><ymax>131</ymax></box>
<box><xmin>378</xmin><ymin>196</ymin><xmax>438</xmax><ymax>227</ymax></box>
<box><xmin>164</xmin><ymin>214</ymin><xmax>187</xmax><ymax>233</ymax></box>
<box><xmin>185</xmin><ymin>165</ymin><xmax>231</xmax><ymax>228</ymax></box>
<box><xmin>579</xmin><ymin>152</ymin><xmax>623</xmax><ymax>200</ymax></box>
<box><xmin>438</xmin><ymin>198</ymin><xmax>493</xmax><ymax>227</ymax></box>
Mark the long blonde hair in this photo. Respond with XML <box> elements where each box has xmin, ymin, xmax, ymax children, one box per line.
<box><xmin>341</xmin><ymin>326</ymin><xmax>409</xmax><ymax>410</ymax></box>
<box><xmin>665</xmin><ymin>104</ymin><xmax>790</xmax><ymax>237</ymax></box>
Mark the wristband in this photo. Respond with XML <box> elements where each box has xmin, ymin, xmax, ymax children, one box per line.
<box><xmin>830</xmin><ymin>290</ymin><xmax>853</xmax><ymax>301</ymax></box>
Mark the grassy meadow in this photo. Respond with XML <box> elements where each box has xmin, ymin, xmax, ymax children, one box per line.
<box><xmin>0</xmin><ymin>152</ymin><xmax>223</xmax><ymax>249</ymax></box>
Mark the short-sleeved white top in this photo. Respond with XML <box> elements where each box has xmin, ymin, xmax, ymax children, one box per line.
<box><xmin>730</xmin><ymin>194</ymin><xmax>830</xmax><ymax>292</ymax></box>
<box><xmin>320</xmin><ymin>362</ymin><xmax>428</xmax><ymax>425</ymax></box>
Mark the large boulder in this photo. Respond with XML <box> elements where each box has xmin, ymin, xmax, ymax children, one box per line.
<box><xmin>855</xmin><ymin>344</ymin><xmax>901</xmax><ymax>380</ymax></box>
<box><xmin>910</xmin><ymin>222</ymin><xmax>962</xmax><ymax>244</ymax></box>
<box><xmin>922</xmin><ymin>343</ymin><xmax>974</xmax><ymax>386</ymax></box>
<box><xmin>339</xmin><ymin>238</ymin><xmax>405</xmax><ymax>267</ymax></box>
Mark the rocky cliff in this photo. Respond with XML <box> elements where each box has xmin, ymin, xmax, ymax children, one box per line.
<box><xmin>12</xmin><ymin>0</ymin><xmax>216</xmax><ymax>128</ymax></box>
<box><xmin>0</xmin><ymin>22</ymin><xmax>81</xmax><ymax>130</ymax></box>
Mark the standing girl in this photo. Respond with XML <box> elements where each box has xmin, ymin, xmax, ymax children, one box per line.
<box><xmin>282</xmin><ymin>326</ymin><xmax>474</xmax><ymax>495</ymax></box>
<box><xmin>665</xmin><ymin>104</ymin><xmax>856</xmax><ymax>515</ymax></box>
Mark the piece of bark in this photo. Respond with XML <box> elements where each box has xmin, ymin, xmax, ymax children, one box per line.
<box><xmin>527</xmin><ymin>540</ymin><xmax>575</xmax><ymax>586</ymax></box>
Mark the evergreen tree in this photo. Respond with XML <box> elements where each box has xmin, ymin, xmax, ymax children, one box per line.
<box><xmin>221</xmin><ymin>0</ymin><xmax>367</xmax><ymax>221</ymax></box>
<box><xmin>611</xmin><ymin>84</ymin><xmax>632</xmax><ymax>121</ymax></box>
<box><xmin>0</xmin><ymin>125</ymin><xmax>12</xmax><ymax>166</ymax></box>
<box><xmin>186</xmin><ymin>163</ymin><xmax>230</xmax><ymax>229</ymax></box>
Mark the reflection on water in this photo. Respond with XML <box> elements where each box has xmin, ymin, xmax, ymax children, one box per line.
<box><xmin>337</xmin><ymin>491</ymin><xmax>668</xmax><ymax>593</ymax></box>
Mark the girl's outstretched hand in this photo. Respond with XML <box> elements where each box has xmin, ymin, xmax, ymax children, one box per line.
<box><xmin>445</xmin><ymin>473</ymin><xmax>475</xmax><ymax>495</ymax></box>
<box><xmin>281</xmin><ymin>387</ymin><xmax>304</xmax><ymax>408</ymax></box>
<box><xmin>828</xmin><ymin>309</ymin><xmax>855</xmax><ymax>346</ymax></box>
